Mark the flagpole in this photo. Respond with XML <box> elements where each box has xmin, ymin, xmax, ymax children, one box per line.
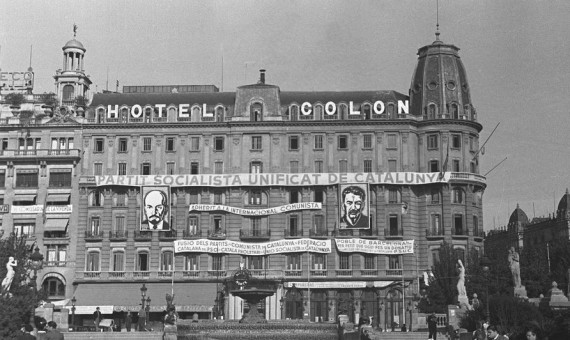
<box><xmin>307</xmin><ymin>249</ymin><xmax>311</xmax><ymax>321</ymax></box>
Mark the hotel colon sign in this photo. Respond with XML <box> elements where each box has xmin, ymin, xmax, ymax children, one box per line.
<box><xmin>0</xmin><ymin>32</ymin><xmax>485</xmax><ymax>330</ymax></box>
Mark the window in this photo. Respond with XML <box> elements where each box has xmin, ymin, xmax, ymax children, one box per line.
<box><xmin>289</xmin><ymin>190</ymin><xmax>300</xmax><ymax>204</ymax></box>
<box><xmin>16</xmin><ymin>170</ymin><xmax>38</xmax><ymax>187</ymax></box>
<box><xmin>430</xmin><ymin>189</ymin><xmax>440</xmax><ymax>204</ymax></box>
<box><xmin>137</xmin><ymin>252</ymin><xmax>149</xmax><ymax>271</ymax></box>
<box><xmin>190</xmin><ymin>162</ymin><xmax>199</xmax><ymax>174</ymax></box>
<box><xmin>250</xmin><ymin>161</ymin><xmax>263</xmax><ymax>174</ymax></box>
<box><xmin>214</xmin><ymin>192</ymin><xmax>223</xmax><ymax>204</ymax></box>
<box><xmin>289</xmin><ymin>215</ymin><xmax>299</xmax><ymax>236</ymax></box>
<box><xmin>363</xmin><ymin>134</ymin><xmax>372</xmax><ymax>149</ymax></box>
<box><xmin>251</xmin><ymin>218</ymin><xmax>261</xmax><ymax>236</ymax></box>
<box><xmin>143</xmin><ymin>137</ymin><xmax>152</xmax><ymax>151</ymax></box>
<box><xmin>88</xmin><ymin>191</ymin><xmax>103</xmax><ymax>207</ymax></box>
<box><xmin>86</xmin><ymin>252</ymin><xmax>100</xmax><ymax>271</ymax></box>
<box><xmin>314</xmin><ymin>215</ymin><xmax>325</xmax><ymax>234</ymax></box>
<box><xmin>290</xmin><ymin>161</ymin><xmax>299</xmax><ymax>173</ymax></box>
<box><xmin>141</xmin><ymin>162</ymin><xmax>151</xmax><ymax>175</ymax></box>
<box><xmin>0</xmin><ymin>170</ymin><xmax>5</xmax><ymax>187</ymax></box>
<box><xmin>286</xmin><ymin>254</ymin><xmax>301</xmax><ymax>270</ymax></box>
<box><xmin>213</xmin><ymin>216</ymin><xmax>223</xmax><ymax>233</ymax></box>
<box><xmin>431</xmin><ymin>214</ymin><xmax>441</xmax><ymax>235</ymax></box>
<box><xmin>388</xmin><ymin>255</ymin><xmax>401</xmax><ymax>270</ymax></box>
<box><xmin>49</xmin><ymin>171</ymin><xmax>71</xmax><ymax>187</ymax></box>
<box><xmin>339</xmin><ymin>160</ymin><xmax>348</xmax><ymax>173</ymax></box>
<box><xmin>94</xmin><ymin>138</ymin><xmax>104</xmax><ymax>152</ymax></box>
<box><xmin>251</xmin><ymin>136</ymin><xmax>262</xmax><ymax>150</ymax></box>
<box><xmin>166</xmin><ymin>137</ymin><xmax>175</xmax><ymax>152</ymax></box>
<box><xmin>250</xmin><ymin>190</ymin><xmax>262</xmax><ymax>205</ymax></box>
<box><xmin>112</xmin><ymin>251</ymin><xmax>125</xmax><ymax>271</ymax></box>
<box><xmin>118</xmin><ymin>163</ymin><xmax>127</xmax><ymax>175</ymax></box>
<box><xmin>289</xmin><ymin>136</ymin><xmax>299</xmax><ymax>150</ymax></box>
<box><xmin>429</xmin><ymin>160</ymin><xmax>439</xmax><ymax>172</ymax></box>
<box><xmin>214</xmin><ymin>161</ymin><xmax>223</xmax><ymax>174</ymax></box>
<box><xmin>250</xmin><ymin>102</ymin><xmax>263</xmax><ymax>122</ymax></box>
<box><xmin>94</xmin><ymin>163</ymin><xmax>103</xmax><ymax>176</ymax></box>
<box><xmin>185</xmin><ymin>254</ymin><xmax>199</xmax><ymax>271</ymax></box>
<box><xmin>14</xmin><ymin>223</ymin><xmax>35</xmax><ymax>237</ymax></box>
<box><xmin>214</xmin><ymin>137</ymin><xmax>224</xmax><ymax>151</ymax></box>
<box><xmin>90</xmin><ymin>217</ymin><xmax>100</xmax><ymax>234</ymax></box>
<box><xmin>161</xmin><ymin>251</ymin><xmax>174</xmax><ymax>271</ymax></box>
<box><xmin>364</xmin><ymin>254</ymin><xmax>375</xmax><ymax>270</ymax></box>
<box><xmin>431</xmin><ymin>249</ymin><xmax>440</xmax><ymax>266</ymax></box>
<box><xmin>470</xmin><ymin>161</ymin><xmax>477</xmax><ymax>174</ymax></box>
<box><xmin>473</xmin><ymin>215</ymin><xmax>479</xmax><ymax>236</ymax></box>
<box><xmin>187</xmin><ymin>216</ymin><xmax>199</xmax><ymax>235</ymax></box>
<box><xmin>314</xmin><ymin>161</ymin><xmax>323</xmax><ymax>173</ymax></box>
<box><xmin>454</xmin><ymin>214</ymin><xmax>464</xmax><ymax>235</ymax></box>
<box><xmin>190</xmin><ymin>137</ymin><xmax>200</xmax><ymax>151</ymax></box>
<box><xmin>452</xmin><ymin>188</ymin><xmax>464</xmax><ymax>204</ymax></box>
<box><xmin>118</xmin><ymin>138</ymin><xmax>128</xmax><ymax>153</ymax></box>
<box><xmin>314</xmin><ymin>135</ymin><xmax>323</xmax><ymax>150</ymax></box>
<box><xmin>364</xmin><ymin>160</ymin><xmax>372</xmax><ymax>173</ymax></box>
<box><xmin>43</xmin><ymin>277</ymin><xmax>65</xmax><ymax>298</ymax></box>
<box><xmin>451</xmin><ymin>134</ymin><xmax>461</xmax><ymax>149</ymax></box>
<box><xmin>189</xmin><ymin>193</ymin><xmax>199</xmax><ymax>204</ymax></box>
<box><xmin>469</xmin><ymin>136</ymin><xmax>476</xmax><ymax>152</ymax></box>
<box><xmin>388</xmin><ymin>160</ymin><xmax>397</xmax><ymax>172</ymax></box>
<box><xmin>339</xmin><ymin>253</ymin><xmax>350</xmax><ymax>270</ymax></box>
<box><xmin>338</xmin><ymin>135</ymin><xmax>348</xmax><ymax>149</ymax></box>
<box><xmin>387</xmin><ymin>134</ymin><xmax>397</xmax><ymax>149</ymax></box>
<box><xmin>314</xmin><ymin>189</ymin><xmax>324</xmax><ymax>203</ymax></box>
<box><xmin>312</xmin><ymin>254</ymin><xmax>326</xmax><ymax>270</ymax></box>
<box><xmin>452</xmin><ymin>159</ymin><xmax>460</xmax><ymax>172</ymax></box>
<box><xmin>166</xmin><ymin>162</ymin><xmax>175</xmax><ymax>175</ymax></box>
<box><xmin>427</xmin><ymin>135</ymin><xmax>438</xmax><ymax>149</ymax></box>
<box><xmin>388</xmin><ymin>189</ymin><xmax>399</xmax><ymax>203</ymax></box>
<box><xmin>211</xmin><ymin>254</ymin><xmax>223</xmax><ymax>271</ymax></box>
<box><xmin>389</xmin><ymin>214</ymin><xmax>399</xmax><ymax>235</ymax></box>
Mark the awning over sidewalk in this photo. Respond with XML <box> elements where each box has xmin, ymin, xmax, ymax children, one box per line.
<box><xmin>46</xmin><ymin>194</ymin><xmax>70</xmax><ymax>203</ymax></box>
<box><xmin>44</xmin><ymin>218</ymin><xmax>69</xmax><ymax>231</ymax></box>
<box><xmin>72</xmin><ymin>282</ymin><xmax>216</xmax><ymax>314</ymax></box>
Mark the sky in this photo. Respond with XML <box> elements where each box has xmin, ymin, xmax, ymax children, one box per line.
<box><xmin>2</xmin><ymin>0</ymin><xmax>570</xmax><ymax>231</ymax></box>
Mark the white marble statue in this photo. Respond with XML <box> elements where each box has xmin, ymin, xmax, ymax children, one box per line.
<box><xmin>508</xmin><ymin>247</ymin><xmax>521</xmax><ymax>288</ymax></box>
<box><xmin>457</xmin><ymin>259</ymin><xmax>467</xmax><ymax>297</ymax></box>
<box><xmin>1</xmin><ymin>257</ymin><xmax>17</xmax><ymax>294</ymax></box>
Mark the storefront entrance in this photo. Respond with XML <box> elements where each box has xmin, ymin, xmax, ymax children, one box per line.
<box><xmin>385</xmin><ymin>288</ymin><xmax>403</xmax><ymax>331</ymax></box>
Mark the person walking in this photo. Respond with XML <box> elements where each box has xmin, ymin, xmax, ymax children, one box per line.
<box><xmin>486</xmin><ymin>325</ymin><xmax>508</xmax><ymax>340</ymax></box>
<box><xmin>45</xmin><ymin>321</ymin><xmax>64</xmax><ymax>340</ymax></box>
<box><xmin>427</xmin><ymin>312</ymin><xmax>438</xmax><ymax>340</ymax></box>
<box><xmin>16</xmin><ymin>324</ymin><xmax>36</xmax><ymax>340</ymax></box>
<box><xmin>125</xmin><ymin>311</ymin><xmax>132</xmax><ymax>332</ymax></box>
<box><xmin>93</xmin><ymin>307</ymin><xmax>102</xmax><ymax>332</ymax></box>
<box><xmin>138</xmin><ymin>305</ymin><xmax>147</xmax><ymax>331</ymax></box>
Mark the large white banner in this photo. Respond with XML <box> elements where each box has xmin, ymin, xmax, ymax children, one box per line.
<box><xmin>335</xmin><ymin>239</ymin><xmax>415</xmax><ymax>254</ymax></box>
<box><xmin>174</xmin><ymin>238</ymin><xmax>332</xmax><ymax>255</ymax></box>
<box><xmin>189</xmin><ymin>202</ymin><xmax>322</xmax><ymax>216</ymax></box>
<box><xmin>91</xmin><ymin>172</ymin><xmax>450</xmax><ymax>187</ymax></box>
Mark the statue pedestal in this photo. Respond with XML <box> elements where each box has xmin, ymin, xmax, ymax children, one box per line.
<box><xmin>513</xmin><ymin>286</ymin><xmax>527</xmax><ymax>298</ymax></box>
<box><xmin>163</xmin><ymin>325</ymin><xmax>177</xmax><ymax>340</ymax></box>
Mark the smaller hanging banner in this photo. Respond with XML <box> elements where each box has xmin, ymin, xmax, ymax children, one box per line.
<box><xmin>189</xmin><ymin>202</ymin><xmax>322</xmax><ymax>216</ymax></box>
<box><xmin>174</xmin><ymin>238</ymin><xmax>332</xmax><ymax>255</ymax></box>
<box><xmin>335</xmin><ymin>239</ymin><xmax>414</xmax><ymax>254</ymax></box>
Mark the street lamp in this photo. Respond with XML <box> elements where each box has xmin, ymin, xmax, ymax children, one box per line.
<box><xmin>71</xmin><ymin>296</ymin><xmax>76</xmax><ymax>330</ymax></box>
<box><xmin>29</xmin><ymin>246</ymin><xmax>44</xmax><ymax>331</ymax></box>
<box><xmin>480</xmin><ymin>256</ymin><xmax>492</xmax><ymax>320</ymax></box>
<box><xmin>140</xmin><ymin>283</ymin><xmax>147</xmax><ymax>310</ymax></box>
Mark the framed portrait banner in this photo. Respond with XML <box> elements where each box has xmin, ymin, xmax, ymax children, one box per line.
<box><xmin>338</xmin><ymin>183</ymin><xmax>370</xmax><ymax>230</ymax></box>
<box><xmin>140</xmin><ymin>186</ymin><xmax>171</xmax><ymax>231</ymax></box>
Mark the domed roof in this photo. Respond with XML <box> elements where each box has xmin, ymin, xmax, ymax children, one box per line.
<box><xmin>557</xmin><ymin>188</ymin><xmax>570</xmax><ymax>215</ymax></box>
<box><xmin>408</xmin><ymin>34</ymin><xmax>474</xmax><ymax>119</ymax></box>
<box><xmin>63</xmin><ymin>39</ymin><xmax>85</xmax><ymax>51</ymax></box>
<box><xmin>508</xmin><ymin>204</ymin><xmax>529</xmax><ymax>226</ymax></box>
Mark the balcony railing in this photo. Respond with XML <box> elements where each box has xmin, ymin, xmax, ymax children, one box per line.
<box><xmin>283</xmin><ymin>228</ymin><xmax>302</xmax><ymax>238</ymax></box>
<box><xmin>449</xmin><ymin>172</ymin><xmax>486</xmax><ymax>186</ymax></box>
<box><xmin>208</xmin><ymin>230</ymin><xmax>227</xmax><ymax>239</ymax></box>
<box><xmin>309</xmin><ymin>229</ymin><xmax>328</xmax><ymax>238</ymax></box>
<box><xmin>134</xmin><ymin>231</ymin><xmax>152</xmax><ymax>241</ymax></box>
<box><xmin>386</xmin><ymin>269</ymin><xmax>403</xmax><ymax>276</ymax></box>
<box><xmin>158</xmin><ymin>230</ymin><xmax>178</xmax><ymax>240</ymax></box>
<box><xmin>310</xmin><ymin>269</ymin><xmax>329</xmax><ymax>277</ymax></box>
<box><xmin>44</xmin><ymin>232</ymin><xmax>69</xmax><ymax>239</ymax></box>
<box><xmin>361</xmin><ymin>269</ymin><xmax>379</xmax><ymax>277</ymax></box>
<box><xmin>472</xmin><ymin>229</ymin><xmax>485</xmax><ymax>238</ymax></box>
<box><xmin>451</xmin><ymin>228</ymin><xmax>469</xmax><ymax>238</ymax></box>
<box><xmin>239</xmin><ymin>229</ymin><xmax>271</xmax><ymax>240</ymax></box>
<box><xmin>0</xmin><ymin>149</ymin><xmax>80</xmax><ymax>159</ymax></box>
<box><xmin>109</xmin><ymin>230</ymin><xmax>128</xmax><ymax>241</ymax></box>
<box><xmin>45</xmin><ymin>261</ymin><xmax>67</xmax><ymax>267</ymax></box>
<box><xmin>426</xmin><ymin>228</ymin><xmax>445</xmax><ymax>238</ymax></box>
<box><xmin>183</xmin><ymin>229</ymin><xmax>202</xmax><ymax>239</ymax></box>
<box><xmin>284</xmin><ymin>269</ymin><xmax>303</xmax><ymax>277</ymax></box>
<box><xmin>384</xmin><ymin>228</ymin><xmax>404</xmax><ymax>238</ymax></box>
<box><xmin>335</xmin><ymin>269</ymin><xmax>353</xmax><ymax>277</ymax></box>
<box><xmin>84</xmin><ymin>231</ymin><xmax>104</xmax><ymax>241</ymax></box>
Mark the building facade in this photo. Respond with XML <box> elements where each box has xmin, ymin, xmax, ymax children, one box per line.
<box><xmin>0</xmin><ymin>32</ymin><xmax>486</xmax><ymax>330</ymax></box>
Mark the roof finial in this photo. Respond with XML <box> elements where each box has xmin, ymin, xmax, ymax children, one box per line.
<box><xmin>435</xmin><ymin>0</ymin><xmax>440</xmax><ymax>41</ymax></box>
<box><xmin>73</xmin><ymin>23</ymin><xmax>78</xmax><ymax>38</ymax></box>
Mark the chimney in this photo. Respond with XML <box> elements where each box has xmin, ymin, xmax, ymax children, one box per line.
<box><xmin>259</xmin><ymin>69</ymin><xmax>266</xmax><ymax>84</ymax></box>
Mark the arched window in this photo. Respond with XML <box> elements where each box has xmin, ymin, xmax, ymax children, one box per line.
<box><xmin>86</xmin><ymin>251</ymin><xmax>100</xmax><ymax>271</ymax></box>
<box><xmin>289</xmin><ymin>105</ymin><xmax>299</xmax><ymax>121</ymax></box>
<box><xmin>428</xmin><ymin>103</ymin><xmax>437</xmax><ymax>119</ymax></box>
<box><xmin>362</xmin><ymin>104</ymin><xmax>371</xmax><ymax>120</ymax></box>
<box><xmin>452</xmin><ymin>188</ymin><xmax>464</xmax><ymax>204</ymax></box>
<box><xmin>339</xmin><ymin>104</ymin><xmax>348</xmax><ymax>120</ymax></box>
<box><xmin>62</xmin><ymin>85</ymin><xmax>74</xmax><ymax>101</ymax></box>
<box><xmin>450</xmin><ymin>103</ymin><xmax>459</xmax><ymax>119</ymax></box>
<box><xmin>314</xmin><ymin>104</ymin><xmax>324</xmax><ymax>120</ymax></box>
<box><xmin>144</xmin><ymin>107</ymin><xmax>153</xmax><ymax>123</ymax></box>
<box><xmin>88</xmin><ymin>191</ymin><xmax>104</xmax><ymax>207</ymax></box>
<box><xmin>120</xmin><ymin>107</ymin><xmax>129</xmax><ymax>123</ymax></box>
<box><xmin>167</xmin><ymin>106</ymin><xmax>177</xmax><ymax>122</ymax></box>
<box><xmin>161</xmin><ymin>251</ymin><xmax>174</xmax><ymax>271</ymax></box>
<box><xmin>112</xmin><ymin>250</ymin><xmax>125</xmax><ymax>272</ymax></box>
<box><xmin>387</xmin><ymin>103</ymin><xmax>395</xmax><ymax>119</ymax></box>
<box><xmin>42</xmin><ymin>277</ymin><xmax>66</xmax><ymax>299</ymax></box>
<box><xmin>136</xmin><ymin>250</ymin><xmax>150</xmax><ymax>271</ymax></box>
<box><xmin>215</xmin><ymin>106</ymin><xmax>224</xmax><ymax>122</ymax></box>
<box><xmin>250</xmin><ymin>102</ymin><xmax>263</xmax><ymax>122</ymax></box>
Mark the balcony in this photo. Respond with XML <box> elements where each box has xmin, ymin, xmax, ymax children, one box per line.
<box><xmin>134</xmin><ymin>231</ymin><xmax>152</xmax><ymax>241</ymax></box>
<box><xmin>248</xmin><ymin>269</ymin><xmax>283</xmax><ymax>279</ymax></box>
<box><xmin>109</xmin><ymin>230</ymin><xmax>128</xmax><ymax>241</ymax></box>
<box><xmin>451</xmin><ymin>228</ymin><xmax>469</xmax><ymax>239</ymax></box>
<box><xmin>0</xmin><ymin>149</ymin><xmax>81</xmax><ymax>162</ymax></box>
<box><xmin>449</xmin><ymin>172</ymin><xmax>486</xmax><ymax>187</ymax></box>
<box><xmin>239</xmin><ymin>229</ymin><xmax>271</xmax><ymax>241</ymax></box>
<box><xmin>426</xmin><ymin>228</ymin><xmax>445</xmax><ymax>240</ymax></box>
<box><xmin>357</xmin><ymin>228</ymin><xmax>379</xmax><ymax>239</ymax></box>
<box><xmin>183</xmin><ymin>229</ymin><xmax>202</xmax><ymax>239</ymax></box>
<box><xmin>331</xmin><ymin>229</ymin><xmax>354</xmax><ymax>237</ymax></box>
<box><xmin>43</xmin><ymin>231</ymin><xmax>70</xmax><ymax>240</ymax></box>
<box><xmin>206</xmin><ymin>270</ymin><xmax>226</xmax><ymax>278</ymax></box>
<box><xmin>310</xmin><ymin>269</ymin><xmax>329</xmax><ymax>277</ymax></box>
<box><xmin>158</xmin><ymin>230</ymin><xmax>178</xmax><ymax>241</ymax></box>
<box><xmin>384</xmin><ymin>228</ymin><xmax>404</xmax><ymax>239</ymax></box>
<box><xmin>45</xmin><ymin>261</ymin><xmax>67</xmax><ymax>267</ymax></box>
<box><xmin>208</xmin><ymin>229</ymin><xmax>227</xmax><ymax>240</ymax></box>
<box><xmin>84</xmin><ymin>231</ymin><xmax>104</xmax><ymax>241</ymax></box>
<box><xmin>309</xmin><ymin>229</ymin><xmax>328</xmax><ymax>238</ymax></box>
<box><xmin>361</xmin><ymin>269</ymin><xmax>379</xmax><ymax>277</ymax></box>
<box><xmin>335</xmin><ymin>269</ymin><xmax>353</xmax><ymax>277</ymax></box>
<box><xmin>472</xmin><ymin>229</ymin><xmax>485</xmax><ymax>240</ymax></box>
<box><xmin>386</xmin><ymin>269</ymin><xmax>403</xmax><ymax>276</ymax></box>
<box><xmin>283</xmin><ymin>228</ymin><xmax>302</xmax><ymax>238</ymax></box>
<box><xmin>284</xmin><ymin>269</ymin><xmax>303</xmax><ymax>277</ymax></box>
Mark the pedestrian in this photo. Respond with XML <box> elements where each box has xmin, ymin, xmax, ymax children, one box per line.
<box><xmin>524</xmin><ymin>325</ymin><xmax>540</xmax><ymax>340</ymax></box>
<box><xmin>125</xmin><ymin>311</ymin><xmax>132</xmax><ymax>332</ymax></box>
<box><xmin>16</xmin><ymin>324</ymin><xmax>36</xmax><ymax>340</ymax></box>
<box><xmin>427</xmin><ymin>312</ymin><xmax>438</xmax><ymax>340</ymax></box>
<box><xmin>472</xmin><ymin>320</ymin><xmax>486</xmax><ymax>340</ymax></box>
<box><xmin>93</xmin><ymin>306</ymin><xmax>102</xmax><ymax>332</ymax></box>
<box><xmin>138</xmin><ymin>305</ymin><xmax>147</xmax><ymax>331</ymax></box>
<box><xmin>486</xmin><ymin>325</ymin><xmax>508</xmax><ymax>340</ymax></box>
<box><xmin>45</xmin><ymin>321</ymin><xmax>64</xmax><ymax>340</ymax></box>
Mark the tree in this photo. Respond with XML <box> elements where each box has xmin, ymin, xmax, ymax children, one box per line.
<box><xmin>4</xmin><ymin>93</ymin><xmax>25</xmax><ymax>108</ymax></box>
<box><xmin>40</xmin><ymin>92</ymin><xmax>57</xmax><ymax>109</ymax></box>
<box><xmin>0</xmin><ymin>233</ymin><xmax>45</xmax><ymax>339</ymax></box>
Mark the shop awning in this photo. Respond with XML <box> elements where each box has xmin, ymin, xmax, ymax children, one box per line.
<box><xmin>44</xmin><ymin>218</ymin><xmax>69</xmax><ymax>231</ymax></box>
<box><xmin>14</xmin><ymin>194</ymin><xmax>36</xmax><ymax>202</ymax></box>
<box><xmin>72</xmin><ymin>282</ymin><xmax>215</xmax><ymax>314</ymax></box>
<box><xmin>47</xmin><ymin>194</ymin><xmax>70</xmax><ymax>203</ymax></box>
